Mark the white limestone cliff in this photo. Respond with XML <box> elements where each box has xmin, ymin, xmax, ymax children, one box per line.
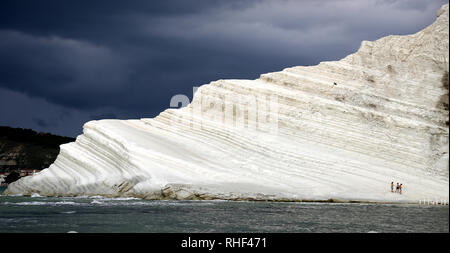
<box><xmin>4</xmin><ymin>4</ymin><xmax>449</xmax><ymax>203</ymax></box>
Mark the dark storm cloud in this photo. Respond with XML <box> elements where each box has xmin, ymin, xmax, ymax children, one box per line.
<box><xmin>0</xmin><ymin>0</ymin><xmax>447</xmax><ymax>136</ymax></box>
<box><xmin>33</xmin><ymin>118</ymin><xmax>50</xmax><ymax>128</ymax></box>
<box><xmin>0</xmin><ymin>30</ymin><xmax>129</xmax><ymax>109</ymax></box>
<box><xmin>89</xmin><ymin>112</ymin><xmax>118</xmax><ymax>120</ymax></box>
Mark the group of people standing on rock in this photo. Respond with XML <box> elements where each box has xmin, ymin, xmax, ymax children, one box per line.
<box><xmin>391</xmin><ymin>182</ymin><xmax>403</xmax><ymax>194</ymax></box>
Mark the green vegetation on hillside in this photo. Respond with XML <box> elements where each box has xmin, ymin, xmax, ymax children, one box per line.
<box><xmin>0</xmin><ymin>126</ymin><xmax>75</xmax><ymax>173</ymax></box>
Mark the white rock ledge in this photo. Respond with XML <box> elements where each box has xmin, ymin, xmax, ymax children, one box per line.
<box><xmin>4</xmin><ymin>4</ymin><xmax>449</xmax><ymax>204</ymax></box>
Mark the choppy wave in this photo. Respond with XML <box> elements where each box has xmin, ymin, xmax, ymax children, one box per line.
<box><xmin>89</xmin><ymin>199</ymin><xmax>215</xmax><ymax>206</ymax></box>
<box><xmin>1</xmin><ymin>197</ymin><xmax>218</xmax><ymax>207</ymax></box>
<box><xmin>2</xmin><ymin>201</ymin><xmax>81</xmax><ymax>206</ymax></box>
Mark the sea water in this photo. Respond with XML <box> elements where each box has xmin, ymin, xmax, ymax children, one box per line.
<box><xmin>0</xmin><ymin>192</ymin><xmax>448</xmax><ymax>233</ymax></box>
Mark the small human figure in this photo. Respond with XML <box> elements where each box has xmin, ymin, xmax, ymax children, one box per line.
<box><xmin>399</xmin><ymin>184</ymin><xmax>403</xmax><ymax>194</ymax></box>
<box><xmin>391</xmin><ymin>182</ymin><xmax>394</xmax><ymax>192</ymax></box>
<box><xmin>396</xmin><ymin>183</ymin><xmax>399</xmax><ymax>193</ymax></box>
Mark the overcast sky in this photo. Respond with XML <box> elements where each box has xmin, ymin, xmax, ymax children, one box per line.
<box><xmin>0</xmin><ymin>0</ymin><xmax>447</xmax><ymax>137</ymax></box>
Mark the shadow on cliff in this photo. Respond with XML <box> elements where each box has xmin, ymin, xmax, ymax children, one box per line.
<box><xmin>437</xmin><ymin>71</ymin><xmax>449</xmax><ymax>126</ymax></box>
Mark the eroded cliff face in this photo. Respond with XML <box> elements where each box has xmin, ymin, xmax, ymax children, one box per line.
<box><xmin>5</xmin><ymin>4</ymin><xmax>449</xmax><ymax>203</ymax></box>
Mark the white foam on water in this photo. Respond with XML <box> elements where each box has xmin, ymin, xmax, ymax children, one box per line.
<box><xmin>89</xmin><ymin>195</ymin><xmax>106</xmax><ymax>199</ymax></box>
<box><xmin>4</xmin><ymin>201</ymin><xmax>82</xmax><ymax>206</ymax></box>
<box><xmin>92</xmin><ymin>197</ymin><xmax>140</xmax><ymax>201</ymax></box>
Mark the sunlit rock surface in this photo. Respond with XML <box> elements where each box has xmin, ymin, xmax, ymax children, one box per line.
<box><xmin>5</xmin><ymin>4</ymin><xmax>449</xmax><ymax>203</ymax></box>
